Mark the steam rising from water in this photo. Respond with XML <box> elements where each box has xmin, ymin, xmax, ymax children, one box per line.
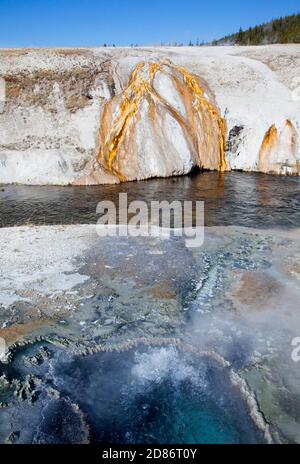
<box><xmin>132</xmin><ymin>346</ymin><xmax>207</xmax><ymax>388</ymax></box>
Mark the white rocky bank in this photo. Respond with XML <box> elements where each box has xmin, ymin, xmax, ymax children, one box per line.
<box><xmin>0</xmin><ymin>45</ymin><xmax>299</xmax><ymax>185</ymax></box>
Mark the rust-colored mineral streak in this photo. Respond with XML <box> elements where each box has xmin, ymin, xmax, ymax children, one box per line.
<box><xmin>258</xmin><ymin>120</ymin><xmax>299</xmax><ymax>174</ymax></box>
<box><xmin>79</xmin><ymin>60</ymin><xmax>228</xmax><ymax>184</ymax></box>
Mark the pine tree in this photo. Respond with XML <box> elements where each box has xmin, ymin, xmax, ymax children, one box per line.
<box><xmin>209</xmin><ymin>13</ymin><xmax>300</xmax><ymax>46</ymax></box>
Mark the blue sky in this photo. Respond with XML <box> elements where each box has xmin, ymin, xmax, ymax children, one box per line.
<box><xmin>0</xmin><ymin>0</ymin><xmax>299</xmax><ymax>47</ymax></box>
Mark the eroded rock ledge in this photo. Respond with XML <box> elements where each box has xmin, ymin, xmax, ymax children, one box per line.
<box><xmin>0</xmin><ymin>46</ymin><xmax>299</xmax><ymax>184</ymax></box>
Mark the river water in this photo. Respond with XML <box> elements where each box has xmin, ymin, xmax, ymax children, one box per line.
<box><xmin>1</xmin><ymin>172</ymin><xmax>299</xmax><ymax>228</ymax></box>
<box><xmin>0</xmin><ymin>171</ymin><xmax>300</xmax><ymax>444</ymax></box>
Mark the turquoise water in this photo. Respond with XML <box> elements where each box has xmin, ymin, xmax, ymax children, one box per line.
<box><xmin>116</xmin><ymin>381</ymin><xmax>246</xmax><ymax>444</ymax></box>
<box><xmin>51</xmin><ymin>347</ymin><xmax>263</xmax><ymax>444</ymax></box>
<box><xmin>1</xmin><ymin>170</ymin><xmax>292</xmax><ymax>444</ymax></box>
<box><xmin>0</xmin><ymin>344</ymin><xmax>264</xmax><ymax>444</ymax></box>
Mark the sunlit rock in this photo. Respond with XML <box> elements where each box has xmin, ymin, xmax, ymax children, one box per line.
<box><xmin>258</xmin><ymin>120</ymin><xmax>299</xmax><ymax>175</ymax></box>
<box><xmin>76</xmin><ymin>60</ymin><xmax>227</xmax><ymax>184</ymax></box>
<box><xmin>1</xmin><ymin>46</ymin><xmax>300</xmax><ymax>184</ymax></box>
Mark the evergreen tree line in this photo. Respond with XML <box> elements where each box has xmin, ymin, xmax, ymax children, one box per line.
<box><xmin>101</xmin><ymin>12</ymin><xmax>299</xmax><ymax>47</ymax></box>
<box><xmin>211</xmin><ymin>13</ymin><xmax>300</xmax><ymax>46</ymax></box>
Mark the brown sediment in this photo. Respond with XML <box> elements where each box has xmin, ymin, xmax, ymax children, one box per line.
<box><xmin>0</xmin><ymin>319</ymin><xmax>54</xmax><ymax>347</ymax></box>
<box><xmin>83</xmin><ymin>60</ymin><xmax>227</xmax><ymax>183</ymax></box>
<box><xmin>258</xmin><ymin>125</ymin><xmax>278</xmax><ymax>173</ymax></box>
<box><xmin>228</xmin><ymin>270</ymin><xmax>284</xmax><ymax>311</ymax></box>
<box><xmin>146</xmin><ymin>282</ymin><xmax>177</xmax><ymax>300</ymax></box>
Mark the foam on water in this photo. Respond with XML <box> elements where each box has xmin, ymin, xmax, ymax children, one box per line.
<box><xmin>132</xmin><ymin>346</ymin><xmax>206</xmax><ymax>388</ymax></box>
<box><xmin>0</xmin><ymin>343</ymin><xmax>264</xmax><ymax>444</ymax></box>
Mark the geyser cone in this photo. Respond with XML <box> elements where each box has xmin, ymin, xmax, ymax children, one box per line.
<box><xmin>79</xmin><ymin>60</ymin><xmax>228</xmax><ymax>184</ymax></box>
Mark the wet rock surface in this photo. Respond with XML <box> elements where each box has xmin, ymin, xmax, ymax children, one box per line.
<box><xmin>0</xmin><ymin>224</ymin><xmax>300</xmax><ymax>443</ymax></box>
<box><xmin>0</xmin><ymin>343</ymin><xmax>264</xmax><ymax>444</ymax></box>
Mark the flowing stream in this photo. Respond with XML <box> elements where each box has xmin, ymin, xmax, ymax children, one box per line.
<box><xmin>0</xmin><ymin>171</ymin><xmax>300</xmax><ymax>444</ymax></box>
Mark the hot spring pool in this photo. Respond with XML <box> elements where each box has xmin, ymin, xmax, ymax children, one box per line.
<box><xmin>0</xmin><ymin>344</ymin><xmax>264</xmax><ymax>444</ymax></box>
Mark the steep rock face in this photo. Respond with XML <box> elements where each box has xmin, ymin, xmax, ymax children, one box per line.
<box><xmin>0</xmin><ymin>46</ymin><xmax>299</xmax><ymax>185</ymax></box>
<box><xmin>76</xmin><ymin>60</ymin><xmax>227</xmax><ymax>184</ymax></box>
<box><xmin>258</xmin><ymin>120</ymin><xmax>299</xmax><ymax>174</ymax></box>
